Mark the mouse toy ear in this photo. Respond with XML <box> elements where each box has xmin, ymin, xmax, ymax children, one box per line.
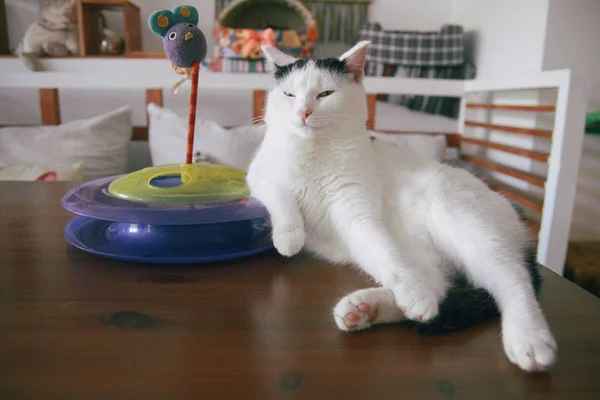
<box><xmin>172</xmin><ymin>5</ymin><xmax>199</xmax><ymax>25</ymax></box>
<box><xmin>148</xmin><ymin>9</ymin><xmax>176</xmax><ymax>37</ymax></box>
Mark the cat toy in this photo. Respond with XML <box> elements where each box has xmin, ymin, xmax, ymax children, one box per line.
<box><xmin>59</xmin><ymin>5</ymin><xmax>273</xmax><ymax>264</ymax></box>
<box><xmin>148</xmin><ymin>5</ymin><xmax>208</xmax><ymax>164</ymax></box>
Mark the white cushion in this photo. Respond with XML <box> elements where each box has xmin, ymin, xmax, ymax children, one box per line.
<box><xmin>369</xmin><ymin>130</ymin><xmax>447</xmax><ymax>161</ymax></box>
<box><xmin>0</xmin><ymin>106</ymin><xmax>132</xmax><ymax>181</ymax></box>
<box><xmin>147</xmin><ymin>103</ymin><xmax>264</xmax><ymax>171</ymax></box>
<box><xmin>375</xmin><ymin>101</ymin><xmax>459</xmax><ymax>133</ymax></box>
<box><xmin>0</xmin><ymin>163</ymin><xmax>84</xmax><ymax>181</ymax></box>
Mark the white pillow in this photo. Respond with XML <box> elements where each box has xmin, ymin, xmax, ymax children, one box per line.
<box><xmin>375</xmin><ymin>101</ymin><xmax>459</xmax><ymax>133</ymax></box>
<box><xmin>147</xmin><ymin>103</ymin><xmax>264</xmax><ymax>171</ymax></box>
<box><xmin>0</xmin><ymin>106</ymin><xmax>132</xmax><ymax>181</ymax></box>
<box><xmin>0</xmin><ymin>163</ymin><xmax>84</xmax><ymax>181</ymax></box>
<box><xmin>369</xmin><ymin>130</ymin><xmax>447</xmax><ymax>161</ymax></box>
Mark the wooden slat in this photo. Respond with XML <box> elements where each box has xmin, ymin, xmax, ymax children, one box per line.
<box><xmin>366</xmin><ymin>93</ymin><xmax>376</xmax><ymax>130</ymax></box>
<box><xmin>485</xmin><ymin>178</ymin><xmax>544</xmax><ymax>213</ymax></box>
<box><xmin>0</xmin><ymin>0</ymin><xmax>8</xmax><ymax>54</ymax></box>
<box><xmin>76</xmin><ymin>1</ymin><xmax>102</xmax><ymax>56</ymax></box>
<box><xmin>132</xmin><ymin>126</ymin><xmax>147</xmax><ymax>141</ymax></box>
<box><xmin>252</xmin><ymin>90</ymin><xmax>266</xmax><ymax>124</ymax></box>
<box><xmin>39</xmin><ymin>88</ymin><xmax>61</xmax><ymax>125</ymax></box>
<box><xmin>462</xmin><ymin>137</ymin><xmax>549</xmax><ymax>162</ymax></box>
<box><xmin>145</xmin><ymin>88</ymin><xmax>163</xmax><ymax>125</ymax></box>
<box><xmin>466</xmin><ymin>103</ymin><xmax>556</xmax><ymax>112</ymax></box>
<box><xmin>465</xmin><ymin>120</ymin><xmax>553</xmax><ymax>138</ymax></box>
<box><xmin>124</xmin><ymin>1</ymin><xmax>142</xmax><ymax>54</ymax></box>
<box><xmin>462</xmin><ymin>154</ymin><xmax>546</xmax><ymax>188</ymax></box>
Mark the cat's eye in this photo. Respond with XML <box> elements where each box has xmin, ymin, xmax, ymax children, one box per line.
<box><xmin>185</xmin><ymin>23</ymin><xmax>195</xmax><ymax>28</ymax></box>
<box><xmin>317</xmin><ymin>90</ymin><xmax>334</xmax><ymax>99</ymax></box>
<box><xmin>168</xmin><ymin>31</ymin><xmax>177</xmax><ymax>41</ymax></box>
<box><xmin>284</xmin><ymin>91</ymin><xmax>295</xmax><ymax>98</ymax></box>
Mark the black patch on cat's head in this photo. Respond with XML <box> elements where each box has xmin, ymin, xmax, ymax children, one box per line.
<box><xmin>314</xmin><ymin>58</ymin><xmax>350</xmax><ymax>77</ymax></box>
<box><xmin>274</xmin><ymin>59</ymin><xmax>308</xmax><ymax>81</ymax></box>
<box><xmin>273</xmin><ymin>58</ymin><xmax>350</xmax><ymax>81</ymax></box>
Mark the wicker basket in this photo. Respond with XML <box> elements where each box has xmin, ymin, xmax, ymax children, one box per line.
<box><xmin>213</xmin><ymin>0</ymin><xmax>317</xmax><ymax>63</ymax></box>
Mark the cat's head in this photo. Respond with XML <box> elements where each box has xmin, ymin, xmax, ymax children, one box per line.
<box><xmin>261</xmin><ymin>41</ymin><xmax>370</xmax><ymax>139</ymax></box>
<box><xmin>40</xmin><ymin>0</ymin><xmax>77</xmax><ymax>30</ymax></box>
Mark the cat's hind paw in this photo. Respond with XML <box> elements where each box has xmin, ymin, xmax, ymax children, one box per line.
<box><xmin>392</xmin><ymin>283</ymin><xmax>439</xmax><ymax>322</ymax></box>
<box><xmin>272</xmin><ymin>225</ymin><xmax>305</xmax><ymax>257</ymax></box>
<box><xmin>503</xmin><ymin>320</ymin><xmax>557</xmax><ymax>372</ymax></box>
<box><xmin>333</xmin><ymin>287</ymin><xmax>405</xmax><ymax>331</ymax></box>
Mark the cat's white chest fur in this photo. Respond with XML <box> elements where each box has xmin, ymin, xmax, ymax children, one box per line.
<box><xmin>250</xmin><ymin>133</ymin><xmax>378</xmax><ymax>262</ymax></box>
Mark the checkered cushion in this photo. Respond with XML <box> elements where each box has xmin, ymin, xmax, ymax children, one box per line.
<box><xmin>359</xmin><ymin>23</ymin><xmax>465</xmax><ymax>67</ymax></box>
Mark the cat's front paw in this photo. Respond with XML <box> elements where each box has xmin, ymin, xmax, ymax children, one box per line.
<box><xmin>391</xmin><ymin>283</ymin><xmax>439</xmax><ymax>322</ymax></box>
<box><xmin>502</xmin><ymin>319</ymin><xmax>557</xmax><ymax>372</ymax></box>
<box><xmin>333</xmin><ymin>288</ymin><xmax>405</xmax><ymax>331</ymax></box>
<box><xmin>272</xmin><ymin>225</ymin><xmax>305</xmax><ymax>257</ymax></box>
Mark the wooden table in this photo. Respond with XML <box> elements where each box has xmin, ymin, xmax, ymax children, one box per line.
<box><xmin>1</xmin><ymin>182</ymin><xmax>599</xmax><ymax>399</ymax></box>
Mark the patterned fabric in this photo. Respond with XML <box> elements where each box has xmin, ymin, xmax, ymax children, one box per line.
<box><xmin>359</xmin><ymin>22</ymin><xmax>465</xmax><ymax>67</ymax></box>
<box><xmin>213</xmin><ymin>24</ymin><xmax>318</xmax><ymax>60</ymax></box>
<box><xmin>377</xmin><ymin>63</ymin><xmax>476</xmax><ymax>119</ymax></box>
<box><xmin>359</xmin><ymin>22</ymin><xmax>475</xmax><ymax>119</ymax></box>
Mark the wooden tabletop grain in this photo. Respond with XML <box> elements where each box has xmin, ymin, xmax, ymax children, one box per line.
<box><xmin>1</xmin><ymin>182</ymin><xmax>599</xmax><ymax>400</ymax></box>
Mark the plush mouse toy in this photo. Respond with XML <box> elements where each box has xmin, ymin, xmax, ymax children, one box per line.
<box><xmin>148</xmin><ymin>5</ymin><xmax>207</xmax><ymax>69</ymax></box>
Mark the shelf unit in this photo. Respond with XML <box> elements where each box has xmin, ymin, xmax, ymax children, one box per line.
<box><xmin>76</xmin><ymin>0</ymin><xmax>141</xmax><ymax>56</ymax></box>
<box><xmin>0</xmin><ymin>0</ymin><xmax>145</xmax><ymax>58</ymax></box>
<box><xmin>0</xmin><ymin>57</ymin><xmax>465</xmax><ymax>94</ymax></box>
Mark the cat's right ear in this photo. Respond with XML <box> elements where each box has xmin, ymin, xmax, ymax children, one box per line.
<box><xmin>261</xmin><ymin>45</ymin><xmax>297</xmax><ymax>73</ymax></box>
<box><xmin>148</xmin><ymin>10</ymin><xmax>176</xmax><ymax>37</ymax></box>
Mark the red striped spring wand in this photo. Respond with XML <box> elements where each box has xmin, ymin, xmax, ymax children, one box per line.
<box><xmin>148</xmin><ymin>5</ymin><xmax>208</xmax><ymax>164</ymax></box>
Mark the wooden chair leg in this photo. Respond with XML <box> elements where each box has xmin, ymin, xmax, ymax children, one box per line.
<box><xmin>39</xmin><ymin>88</ymin><xmax>61</xmax><ymax>125</ymax></box>
<box><xmin>253</xmin><ymin>90</ymin><xmax>266</xmax><ymax>124</ymax></box>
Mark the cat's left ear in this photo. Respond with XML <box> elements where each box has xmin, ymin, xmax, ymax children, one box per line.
<box><xmin>261</xmin><ymin>45</ymin><xmax>297</xmax><ymax>73</ymax></box>
<box><xmin>172</xmin><ymin>5</ymin><xmax>199</xmax><ymax>25</ymax></box>
<box><xmin>339</xmin><ymin>40</ymin><xmax>370</xmax><ymax>83</ymax></box>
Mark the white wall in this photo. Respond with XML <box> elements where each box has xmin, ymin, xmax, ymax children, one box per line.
<box><xmin>541</xmin><ymin>0</ymin><xmax>600</xmax><ymax>241</ymax></box>
<box><xmin>449</xmin><ymin>0</ymin><xmax>549</xmax><ymax>79</ymax></box>
<box><xmin>369</xmin><ymin>0</ymin><xmax>452</xmax><ymax>30</ymax></box>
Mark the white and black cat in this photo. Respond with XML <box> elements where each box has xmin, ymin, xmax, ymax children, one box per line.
<box><xmin>247</xmin><ymin>41</ymin><xmax>557</xmax><ymax>373</ymax></box>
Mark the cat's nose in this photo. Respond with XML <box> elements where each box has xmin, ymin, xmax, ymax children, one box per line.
<box><xmin>299</xmin><ymin>110</ymin><xmax>312</xmax><ymax>122</ymax></box>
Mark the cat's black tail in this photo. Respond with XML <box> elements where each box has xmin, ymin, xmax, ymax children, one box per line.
<box><xmin>409</xmin><ymin>249</ymin><xmax>542</xmax><ymax>335</ymax></box>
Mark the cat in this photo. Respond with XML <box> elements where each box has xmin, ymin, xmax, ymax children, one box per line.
<box><xmin>246</xmin><ymin>40</ymin><xmax>557</xmax><ymax>373</ymax></box>
<box><xmin>15</xmin><ymin>0</ymin><xmax>78</xmax><ymax>71</ymax></box>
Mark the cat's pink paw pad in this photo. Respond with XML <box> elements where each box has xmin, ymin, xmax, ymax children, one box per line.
<box><xmin>357</xmin><ymin>303</ymin><xmax>371</xmax><ymax>312</ymax></box>
<box><xmin>334</xmin><ymin>299</ymin><xmax>379</xmax><ymax>332</ymax></box>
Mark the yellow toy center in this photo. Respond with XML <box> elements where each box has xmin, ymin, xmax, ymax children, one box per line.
<box><xmin>157</xmin><ymin>15</ymin><xmax>169</xmax><ymax>28</ymax></box>
<box><xmin>107</xmin><ymin>164</ymin><xmax>250</xmax><ymax>204</ymax></box>
<box><xmin>179</xmin><ymin>7</ymin><xmax>191</xmax><ymax>18</ymax></box>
